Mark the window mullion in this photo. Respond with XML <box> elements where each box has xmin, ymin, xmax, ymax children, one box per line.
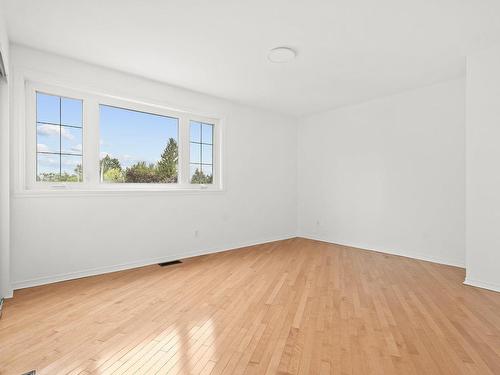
<box><xmin>26</xmin><ymin>84</ymin><xmax>37</xmax><ymax>187</ymax></box>
<box><xmin>179</xmin><ymin>115</ymin><xmax>190</xmax><ymax>185</ymax></box>
<box><xmin>84</xmin><ymin>97</ymin><xmax>100</xmax><ymax>185</ymax></box>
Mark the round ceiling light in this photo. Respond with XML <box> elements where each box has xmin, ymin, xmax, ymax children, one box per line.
<box><xmin>268</xmin><ymin>47</ymin><xmax>297</xmax><ymax>63</ymax></box>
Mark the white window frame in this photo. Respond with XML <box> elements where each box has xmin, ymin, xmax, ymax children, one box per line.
<box><xmin>23</xmin><ymin>80</ymin><xmax>223</xmax><ymax>193</ymax></box>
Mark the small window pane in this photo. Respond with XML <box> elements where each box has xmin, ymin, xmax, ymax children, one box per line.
<box><xmin>190</xmin><ymin>121</ymin><xmax>201</xmax><ymax>143</ymax></box>
<box><xmin>190</xmin><ymin>142</ymin><xmax>201</xmax><ymax>163</ymax></box>
<box><xmin>61</xmin><ymin>97</ymin><xmax>83</xmax><ymax>127</ymax></box>
<box><xmin>37</xmin><ymin>153</ymin><xmax>60</xmax><ymax>181</ymax></box>
<box><xmin>99</xmin><ymin>105</ymin><xmax>179</xmax><ymax>183</ymax></box>
<box><xmin>37</xmin><ymin>93</ymin><xmax>60</xmax><ymax>124</ymax></box>
<box><xmin>60</xmin><ymin>126</ymin><xmax>83</xmax><ymax>155</ymax></box>
<box><xmin>202</xmin><ymin>123</ymin><xmax>213</xmax><ymax>144</ymax></box>
<box><xmin>61</xmin><ymin>155</ymin><xmax>83</xmax><ymax>182</ymax></box>
<box><xmin>201</xmin><ymin>144</ymin><xmax>212</xmax><ymax>164</ymax></box>
<box><xmin>37</xmin><ymin>123</ymin><xmax>60</xmax><ymax>153</ymax></box>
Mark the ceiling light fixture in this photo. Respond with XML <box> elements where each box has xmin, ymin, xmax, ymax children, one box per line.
<box><xmin>268</xmin><ymin>47</ymin><xmax>297</xmax><ymax>63</ymax></box>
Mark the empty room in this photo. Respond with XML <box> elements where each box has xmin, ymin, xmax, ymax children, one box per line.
<box><xmin>0</xmin><ymin>1</ymin><xmax>499</xmax><ymax>374</ymax></box>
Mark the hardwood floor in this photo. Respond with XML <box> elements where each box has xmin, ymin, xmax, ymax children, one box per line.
<box><xmin>0</xmin><ymin>238</ymin><xmax>499</xmax><ymax>375</ymax></box>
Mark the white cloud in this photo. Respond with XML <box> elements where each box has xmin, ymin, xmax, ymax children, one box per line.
<box><xmin>122</xmin><ymin>154</ymin><xmax>134</xmax><ymax>161</ymax></box>
<box><xmin>37</xmin><ymin>155</ymin><xmax>59</xmax><ymax>167</ymax></box>
<box><xmin>37</xmin><ymin>124</ymin><xmax>58</xmax><ymax>137</ymax></box>
<box><xmin>61</xmin><ymin>157</ymin><xmax>80</xmax><ymax>167</ymax></box>
<box><xmin>37</xmin><ymin>124</ymin><xmax>75</xmax><ymax>141</ymax></box>
<box><xmin>61</xmin><ymin>127</ymin><xmax>75</xmax><ymax>141</ymax></box>
<box><xmin>100</xmin><ymin>152</ymin><xmax>134</xmax><ymax>161</ymax></box>
<box><xmin>100</xmin><ymin>151</ymin><xmax>112</xmax><ymax>158</ymax></box>
<box><xmin>37</xmin><ymin>143</ymin><xmax>50</xmax><ymax>152</ymax></box>
<box><xmin>99</xmin><ymin>152</ymin><xmax>144</xmax><ymax>168</ymax></box>
<box><xmin>71</xmin><ymin>144</ymin><xmax>82</xmax><ymax>153</ymax></box>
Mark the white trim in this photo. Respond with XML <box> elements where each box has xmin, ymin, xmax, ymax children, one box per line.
<box><xmin>300</xmin><ymin>235</ymin><xmax>466</xmax><ymax>268</ymax></box>
<box><xmin>10</xmin><ymin>235</ymin><xmax>296</xmax><ymax>292</ymax></box>
<box><xmin>0</xmin><ymin>70</ymin><xmax>10</xmax><ymax>299</ymax></box>
<box><xmin>463</xmin><ymin>278</ymin><xmax>500</xmax><ymax>293</ymax></box>
<box><xmin>2</xmin><ymin>289</ymin><xmax>13</xmax><ymax>299</ymax></box>
<box><xmin>12</xmin><ymin>187</ymin><xmax>227</xmax><ymax>198</ymax></box>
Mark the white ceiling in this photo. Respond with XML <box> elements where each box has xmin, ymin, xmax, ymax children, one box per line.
<box><xmin>2</xmin><ymin>0</ymin><xmax>500</xmax><ymax>116</ymax></box>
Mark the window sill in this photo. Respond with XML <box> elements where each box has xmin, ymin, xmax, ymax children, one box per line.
<box><xmin>13</xmin><ymin>186</ymin><xmax>225</xmax><ymax>198</ymax></box>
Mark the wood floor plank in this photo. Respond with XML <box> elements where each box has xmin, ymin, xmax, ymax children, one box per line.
<box><xmin>1</xmin><ymin>238</ymin><xmax>499</xmax><ymax>375</ymax></box>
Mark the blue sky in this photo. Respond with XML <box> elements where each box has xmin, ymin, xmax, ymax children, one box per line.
<box><xmin>100</xmin><ymin>105</ymin><xmax>178</xmax><ymax>168</ymax></box>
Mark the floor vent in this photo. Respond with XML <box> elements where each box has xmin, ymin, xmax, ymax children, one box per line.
<box><xmin>158</xmin><ymin>260</ymin><xmax>182</xmax><ymax>267</ymax></box>
<box><xmin>22</xmin><ymin>371</ymin><xmax>36</xmax><ymax>375</ymax></box>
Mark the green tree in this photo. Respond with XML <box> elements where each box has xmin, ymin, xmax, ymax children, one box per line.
<box><xmin>37</xmin><ymin>172</ymin><xmax>59</xmax><ymax>182</ymax></box>
<box><xmin>104</xmin><ymin>168</ymin><xmax>124</xmax><ymax>182</ymax></box>
<box><xmin>157</xmin><ymin>138</ymin><xmax>178</xmax><ymax>183</ymax></box>
<box><xmin>37</xmin><ymin>164</ymin><xmax>82</xmax><ymax>182</ymax></box>
<box><xmin>100</xmin><ymin>155</ymin><xmax>122</xmax><ymax>182</ymax></box>
<box><xmin>100</xmin><ymin>155</ymin><xmax>121</xmax><ymax>173</ymax></box>
<box><xmin>74</xmin><ymin>164</ymin><xmax>83</xmax><ymax>182</ymax></box>
<box><xmin>191</xmin><ymin>167</ymin><xmax>213</xmax><ymax>184</ymax></box>
<box><xmin>60</xmin><ymin>172</ymin><xmax>79</xmax><ymax>182</ymax></box>
<box><xmin>125</xmin><ymin>162</ymin><xmax>161</xmax><ymax>183</ymax></box>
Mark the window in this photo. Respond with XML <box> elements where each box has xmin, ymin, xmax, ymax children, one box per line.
<box><xmin>190</xmin><ymin>121</ymin><xmax>214</xmax><ymax>184</ymax></box>
<box><xmin>36</xmin><ymin>92</ymin><xmax>83</xmax><ymax>182</ymax></box>
<box><xmin>99</xmin><ymin>105</ymin><xmax>179</xmax><ymax>183</ymax></box>
<box><xmin>25</xmin><ymin>82</ymin><xmax>221</xmax><ymax>192</ymax></box>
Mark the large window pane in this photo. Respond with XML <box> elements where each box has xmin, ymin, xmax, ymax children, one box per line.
<box><xmin>36</xmin><ymin>92</ymin><xmax>83</xmax><ymax>183</ymax></box>
<box><xmin>99</xmin><ymin>105</ymin><xmax>179</xmax><ymax>183</ymax></box>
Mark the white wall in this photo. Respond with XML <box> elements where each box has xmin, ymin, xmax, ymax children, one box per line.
<box><xmin>298</xmin><ymin>78</ymin><xmax>466</xmax><ymax>267</ymax></box>
<box><xmin>0</xmin><ymin>6</ymin><xmax>11</xmax><ymax>298</ymax></box>
<box><xmin>465</xmin><ymin>45</ymin><xmax>500</xmax><ymax>292</ymax></box>
<box><xmin>9</xmin><ymin>46</ymin><xmax>297</xmax><ymax>290</ymax></box>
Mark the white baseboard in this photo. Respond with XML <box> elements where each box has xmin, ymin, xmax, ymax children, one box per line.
<box><xmin>463</xmin><ymin>278</ymin><xmax>500</xmax><ymax>293</ymax></box>
<box><xmin>5</xmin><ymin>290</ymin><xmax>13</xmax><ymax>298</ymax></box>
<box><xmin>11</xmin><ymin>235</ymin><xmax>479</xmax><ymax>294</ymax></box>
<box><xmin>299</xmin><ymin>234</ymin><xmax>465</xmax><ymax>268</ymax></box>
<box><xmin>10</xmin><ymin>234</ymin><xmax>296</xmax><ymax>292</ymax></box>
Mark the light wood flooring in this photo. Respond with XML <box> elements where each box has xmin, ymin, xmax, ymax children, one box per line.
<box><xmin>0</xmin><ymin>238</ymin><xmax>499</xmax><ymax>374</ymax></box>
